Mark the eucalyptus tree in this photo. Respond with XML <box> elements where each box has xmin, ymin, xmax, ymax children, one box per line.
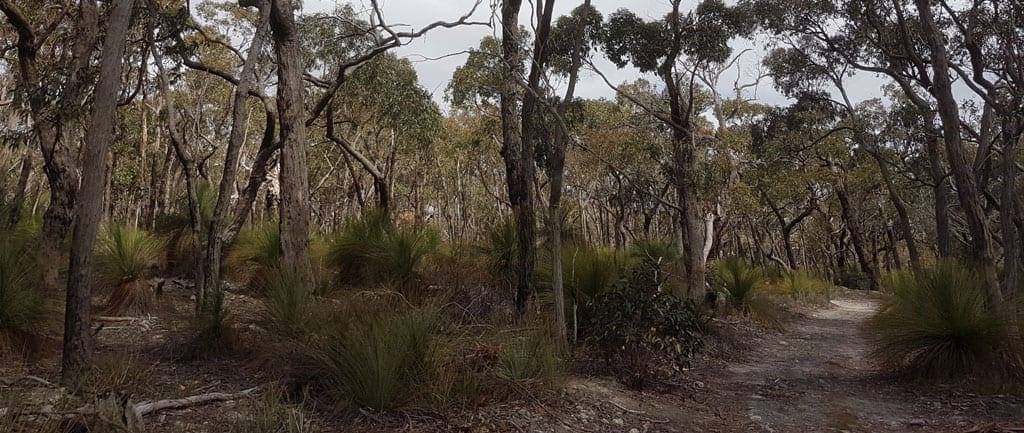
<box><xmin>599</xmin><ymin>0</ymin><xmax>754</xmax><ymax>299</ymax></box>
<box><xmin>63</xmin><ymin>0</ymin><xmax>136</xmax><ymax>385</ymax></box>
<box><xmin>0</xmin><ymin>0</ymin><xmax>97</xmax><ymax>289</ymax></box>
<box><xmin>325</xmin><ymin>54</ymin><xmax>442</xmax><ymax>215</ymax></box>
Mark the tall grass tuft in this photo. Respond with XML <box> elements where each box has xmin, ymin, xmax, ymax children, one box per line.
<box><xmin>308</xmin><ymin>307</ymin><xmax>439</xmax><ymax>411</ymax></box>
<box><xmin>227</xmin><ymin>221</ymin><xmax>282</xmax><ymax>288</ymax></box>
<box><xmin>328</xmin><ymin>209</ymin><xmax>440</xmax><ymax>292</ymax></box>
<box><xmin>713</xmin><ymin>257</ymin><xmax>764</xmax><ymax>309</ymax></box>
<box><xmin>478</xmin><ymin>218</ymin><xmax>519</xmax><ymax>284</ymax></box>
<box><xmin>259</xmin><ymin>266</ymin><xmax>314</xmax><ymax>338</ymax></box>
<box><xmin>629</xmin><ymin>238</ymin><xmax>679</xmax><ymax>279</ymax></box>
<box><xmin>0</xmin><ymin>231</ymin><xmax>43</xmax><ymax>353</ymax></box>
<box><xmin>565</xmin><ymin>247</ymin><xmax>629</xmax><ymax>304</ymax></box>
<box><xmin>95</xmin><ymin>225</ymin><xmax>165</xmax><ymax>316</ymax></box>
<box><xmin>496</xmin><ymin>327</ymin><xmax>563</xmax><ymax>386</ymax></box>
<box><xmin>866</xmin><ymin>262</ymin><xmax>1012</xmax><ymax>380</ymax></box>
<box><xmin>771</xmin><ymin>269</ymin><xmax>833</xmax><ymax>299</ymax></box>
<box><xmin>712</xmin><ymin>257</ymin><xmax>781</xmax><ymax>326</ymax></box>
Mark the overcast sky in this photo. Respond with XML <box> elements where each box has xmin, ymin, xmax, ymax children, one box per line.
<box><xmin>299</xmin><ymin>0</ymin><xmax>890</xmax><ymax>111</ymax></box>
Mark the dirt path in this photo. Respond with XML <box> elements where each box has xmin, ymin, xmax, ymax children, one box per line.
<box><xmin>697</xmin><ymin>291</ymin><xmax>1023</xmax><ymax>433</ymax></box>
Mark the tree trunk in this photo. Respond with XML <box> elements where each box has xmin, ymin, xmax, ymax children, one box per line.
<box><xmin>6</xmin><ymin>149</ymin><xmax>31</xmax><ymax>228</ymax></box>
<box><xmin>62</xmin><ymin>0</ymin><xmax>134</xmax><ymax>385</ymax></box>
<box><xmin>270</xmin><ymin>0</ymin><xmax>312</xmax><ymax>281</ymax></box>
<box><xmin>499</xmin><ymin>0</ymin><xmax>535</xmax><ymax>317</ymax></box>
<box><xmin>869</xmin><ymin>150</ymin><xmax>921</xmax><ymax>273</ymax></box>
<box><xmin>914</xmin><ymin>0</ymin><xmax>1001</xmax><ymax>304</ymax></box>
<box><xmin>202</xmin><ymin>0</ymin><xmax>270</xmax><ymax>309</ymax></box>
<box><xmin>836</xmin><ymin>184</ymin><xmax>879</xmax><ymax>290</ymax></box>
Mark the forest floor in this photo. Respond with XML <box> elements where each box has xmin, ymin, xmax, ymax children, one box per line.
<box><xmin>2</xmin><ymin>288</ymin><xmax>1022</xmax><ymax>432</ymax></box>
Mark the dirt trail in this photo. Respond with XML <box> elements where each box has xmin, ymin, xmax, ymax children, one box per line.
<box><xmin>697</xmin><ymin>291</ymin><xmax>1023</xmax><ymax>433</ymax></box>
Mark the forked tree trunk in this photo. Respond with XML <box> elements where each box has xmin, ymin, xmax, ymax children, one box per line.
<box><xmin>62</xmin><ymin>0</ymin><xmax>135</xmax><ymax>385</ymax></box>
<box><xmin>202</xmin><ymin>0</ymin><xmax>270</xmax><ymax>306</ymax></box>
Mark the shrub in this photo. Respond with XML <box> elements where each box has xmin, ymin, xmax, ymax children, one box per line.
<box><xmin>581</xmin><ymin>271</ymin><xmax>706</xmax><ymax>388</ymax></box>
<box><xmin>496</xmin><ymin>327</ymin><xmax>563</xmax><ymax>386</ymax></box>
<box><xmin>95</xmin><ymin>225</ymin><xmax>164</xmax><ymax>316</ymax></box>
<box><xmin>80</xmin><ymin>352</ymin><xmax>152</xmax><ymax>394</ymax></box>
<box><xmin>373</xmin><ymin>226</ymin><xmax>441</xmax><ymax>289</ymax></box>
<box><xmin>835</xmin><ymin>265</ymin><xmax>870</xmax><ymax>290</ymax></box>
<box><xmin>181</xmin><ymin>295</ymin><xmax>239</xmax><ymax>360</ymax></box>
<box><xmin>308</xmin><ymin>307</ymin><xmax>439</xmax><ymax>411</ymax></box>
<box><xmin>0</xmin><ymin>231</ymin><xmax>43</xmax><ymax>353</ymax></box>
<box><xmin>866</xmin><ymin>262</ymin><xmax>1011</xmax><ymax>380</ymax></box>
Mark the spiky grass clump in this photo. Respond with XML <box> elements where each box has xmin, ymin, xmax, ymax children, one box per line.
<box><xmin>373</xmin><ymin>226</ymin><xmax>441</xmax><ymax>288</ymax></box>
<box><xmin>866</xmin><ymin>262</ymin><xmax>1011</xmax><ymax>380</ymax></box>
<box><xmin>478</xmin><ymin>218</ymin><xmax>518</xmax><ymax>284</ymax></box>
<box><xmin>227</xmin><ymin>222</ymin><xmax>282</xmax><ymax>287</ymax></box>
<box><xmin>328</xmin><ymin>209</ymin><xmax>440</xmax><ymax>291</ymax></box>
<box><xmin>95</xmin><ymin>225</ymin><xmax>165</xmax><ymax>316</ymax></box>
<box><xmin>0</xmin><ymin>231</ymin><xmax>43</xmax><ymax>353</ymax></box>
<box><xmin>496</xmin><ymin>327</ymin><xmax>563</xmax><ymax>386</ymax></box>
<box><xmin>628</xmin><ymin>238</ymin><xmax>679</xmax><ymax>276</ymax></box>
<box><xmin>565</xmin><ymin>247</ymin><xmax>630</xmax><ymax>304</ymax></box>
<box><xmin>259</xmin><ymin>266</ymin><xmax>315</xmax><ymax>338</ymax></box>
<box><xmin>713</xmin><ymin>257</ymin><xmax>782</xmax><ymax>326</ymax></box>
<box><xmin>309</xmin><ymin>307</ymin><xmax>439</xmax><ymax>411</ymax></box>
<box><xmin>713</xmin><ymin>257</ymin><xmax>763</xmax><ymax>308</ymax></box>
<box><xmin>772</xmin><ymin>270</ymin><xmax>833</xmax><ymax>299</ymax></box>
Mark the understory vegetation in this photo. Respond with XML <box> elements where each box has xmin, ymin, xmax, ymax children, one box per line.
<box><xmin>1</xmin><ymin>0</ymin><xmax>1023</xmax><ymax>429</ymax></box>
<box><xmin>866</xmin><ymin>262</ymin><xmax>1022</xmax><ymax>382</ymax></box>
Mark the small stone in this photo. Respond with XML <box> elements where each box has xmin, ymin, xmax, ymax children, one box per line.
<box><xmin>629</xmin><ymin>429</ymin><xmax>640</xmax><ymax>433</ymax></box>
<box><xmin>613</xmin><ymin>418</ymin><xmax>624</xmax><ymax>425</ymax></box>
<box><xmin>750</xmin><ymin>415</ymin><xmax>763</xmax><ymax>423</ymax></box>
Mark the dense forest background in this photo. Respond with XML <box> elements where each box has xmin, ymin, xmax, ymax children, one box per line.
<box><xmin>0</xmin><ymin>0</ymin><xmax>1022</xmax><ymax>431</ymax></box>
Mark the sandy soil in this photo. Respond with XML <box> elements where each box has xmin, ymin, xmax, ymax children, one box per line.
<box><xmin>686</xmin><ymin>291</ymin><xmax>1024</xmax><ymax>433</ymax></box>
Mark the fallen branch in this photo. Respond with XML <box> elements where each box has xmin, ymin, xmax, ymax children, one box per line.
<box><xmin>132</xmin><ymin>386</ymin><xmax>261</xmax><ymax>418</ymax></box>
<box><xmin>0</xmin><ymin>375</ymin><xmax>58</xmax><ymax>388</ymax></box>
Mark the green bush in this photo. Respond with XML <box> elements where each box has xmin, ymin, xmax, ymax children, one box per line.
<box><xmin>96</xmin><ymin>225</ymin><xmax>164</xmax><ymax>286</ymax></box>
<box><xmin>835</xmin><ymin>265</ymin><xmax>870</xmax><ymax>290</ymax></box>
<box><xmin>228</xmin><ymin>222</ymin><xmax>282</xmax><ymax>287</ymax></box>
<box><xmin>581</xmin><ymin>271</ymin><xmax>706</xmax><ymax>388</ymax></box>
<box><xmin>96</xmin><ymin>225</ymin><xmax>164</xmax><ymax>316</ymax></box>
<box><xmin>308</xmin><ymin>307</ymin><xmax>439</xmax><ymax>411</ymax></box>
<box><xmin>0</xmin><ymin>231</ymin><xmax>42</xmax><ymax>350</ymax></box>
<box><xmin>866</xmin><ymin>262</ymin><xmax>1011</xmax><ymax>380</ymax></box>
